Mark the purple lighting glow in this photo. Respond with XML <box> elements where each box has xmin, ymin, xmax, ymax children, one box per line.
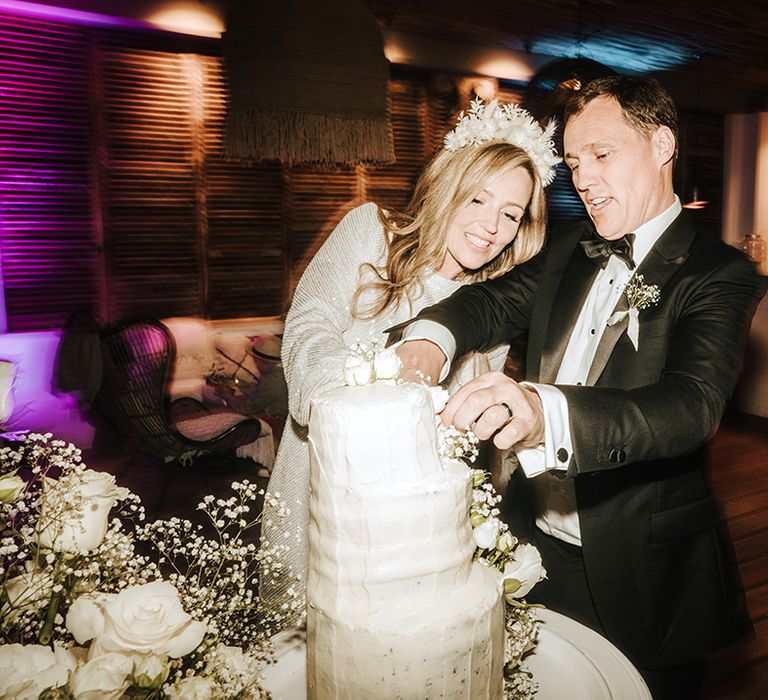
<box><xmin>0</xmin><ymin>1</ymin><xmax>158</xmax><ymax>31</ymax></box>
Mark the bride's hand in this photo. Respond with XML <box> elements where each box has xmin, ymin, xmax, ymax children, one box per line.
<box><xmin>395</xmin><ymin>339</ymin><xmax>446</xmax><ymax>387</ymax></box>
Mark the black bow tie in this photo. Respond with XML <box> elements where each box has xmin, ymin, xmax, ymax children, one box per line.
<box><xmin>580</xmin><ymin>233</ymin><xmax>636</xmax><ymax>270</ymax></box>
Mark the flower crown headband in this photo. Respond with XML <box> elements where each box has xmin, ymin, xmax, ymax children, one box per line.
<box><xmin>444</xmin><ymin>98</ymin><xmax>561</xmax><ymax>186</ymax></box>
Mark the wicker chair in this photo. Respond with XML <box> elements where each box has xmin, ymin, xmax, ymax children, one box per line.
<box><xmin>94</xmin><ymin>319</ymin><xmax>262</xmax><ymax>464</ymax></box>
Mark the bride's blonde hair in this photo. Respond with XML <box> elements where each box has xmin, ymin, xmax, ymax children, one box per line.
<box><xmin>353</xmin><ymin>141</ymin><xmax>547</xmax><ymax>319</ymax></box>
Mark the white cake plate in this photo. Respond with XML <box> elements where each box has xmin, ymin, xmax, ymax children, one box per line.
<box><xmin>260</xmin><ymin>609</ymin><xmax>652</xmax><ymax>700</ymax></box>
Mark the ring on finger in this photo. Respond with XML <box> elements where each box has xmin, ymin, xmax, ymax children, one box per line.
<box><xmin>499</xmin><ymin>401</ymin><xmax>514</xmax><ymax>422</ymax></box>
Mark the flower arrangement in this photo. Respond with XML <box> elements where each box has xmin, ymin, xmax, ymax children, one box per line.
<box><xmin>0</xmin><ymin>432</ymin><xmax>296</xmax><ymax>699</ymax></box>
<box><xmin>607</xmin><ymin>273</ymin><xmax>662</xmax><ymax>350</ymax></box>
<box><xmin>444</xmin><ymin>429</ymin><xmax>547</xmax><ymax>699</ymax></box>
<box><xmin>443</xmin><ymin>98</ymin><xmax>561</xmax><ymax>186</ymax></box>
<box><xmin>342</xmin><ymin>340</ymin><xmax>400</xmax><ymax>386</ymax></box>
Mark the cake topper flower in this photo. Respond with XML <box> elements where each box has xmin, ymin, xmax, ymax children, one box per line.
<box><xmin>343</xmin><ymin>341</ymin><xmax>401</xmax><ymax>386</ymax></box>
<box><xmin>444</xmin><ymin>98</ymin><xmax>561</xmax><ymax>186</ymax></box>
<box><xmin>606</xmin><ymin>273</ymin><xmax>661</xmax><ymax>351</ymax></box>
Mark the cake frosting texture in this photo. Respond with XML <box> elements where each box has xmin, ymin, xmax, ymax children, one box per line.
<box><xmin>306</xmin><ymin>382</ymin><xmax>504</xmax><ymax>699</ymax></box>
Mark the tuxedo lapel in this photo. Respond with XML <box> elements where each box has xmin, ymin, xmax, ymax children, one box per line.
<box><xmin>538</xmin><ymin>229</ymin><xmax>601</xmax><ymax>384</ymax></box>
<box><xmin>586</xmin><ymin>212</ymin><xmax>696</xmax><ymax>385</ymax></box>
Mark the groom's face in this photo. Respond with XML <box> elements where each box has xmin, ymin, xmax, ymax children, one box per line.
<box><xmin>563</xmin><ymin>96</ymin><xmax>671</xmax><ymax>240</ymax></box>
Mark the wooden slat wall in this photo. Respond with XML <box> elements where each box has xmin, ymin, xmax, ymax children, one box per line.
<box><xmin>98</xmin><ymin>43</ymin><xmax>201</xmax><ymax>320</ymax></box>
<box><xmin>0</xmin><ymin>15</ymin><xmax>729</xmax><ymax>331</ymax></box>
<box><xmin>201</xmin><ymin>55</ymin><xmax>285</xmax><ymax>318</ymax></box>
<box><xmin>0</xmin><ymin>14</ymin><xmax>99</xmax><ymax>331</ymax></box>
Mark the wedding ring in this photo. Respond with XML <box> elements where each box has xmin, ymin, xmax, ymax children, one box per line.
<box><xmin>499</xmin><ymin>402</ymin><xmax>514</xmax><ymax>421</ymax></box>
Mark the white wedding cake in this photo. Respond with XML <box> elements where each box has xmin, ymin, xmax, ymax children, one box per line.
<box><xmin>306</xmin><ymin>381</ymin><xmax>505</xmax><ymax>699</ymax></box>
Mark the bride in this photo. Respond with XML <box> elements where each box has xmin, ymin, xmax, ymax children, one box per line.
<box><xmin>259</xmin><ymin>99</ymin><xmax>560</xmax><ymax>628</ymax></box>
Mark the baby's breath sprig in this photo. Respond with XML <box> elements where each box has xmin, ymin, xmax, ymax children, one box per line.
<box><xmin>607</xmin><ymin>273</ymin><xmax>662</xmax><ymax>351</ymax></box>
<box><xmin>437</xmin><ymin>424</ymin><xmax>480</xmax><ymax>462</ymax></box>
<box><xmin>466</xmin><ymin>468</ymin><xmax>543</xmax><ymax>699</ymax></box>
<box><xmin>623</xmin><ymin>273</ymin><xmax>661</xmax><ymax>311</ymax></box>
<box><xmin>0</xmin><ymin>433</ymin><xmax>296</xmax><ymax>699</ymax></box>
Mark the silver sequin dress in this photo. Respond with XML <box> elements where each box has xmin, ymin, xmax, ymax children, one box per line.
<box><xmin>259</xmin><ymin>203</ymin><xmax>509</xmax><ymax>628</ymax></box>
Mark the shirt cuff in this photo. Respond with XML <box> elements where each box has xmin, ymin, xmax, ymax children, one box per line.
<box><xmin>400</xmin><ymin>319</ymin><xmax>455</xmax><ymax>383</ymax></box>
<box><xmin>515</xmin><ymin>383</ymin><xmax>573</xmax><ymax>477</ymax></box>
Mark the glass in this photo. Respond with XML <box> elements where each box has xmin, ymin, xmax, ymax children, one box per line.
<box><xmin>740</xmin><ymin>233</ymin><xmax>767</xmax><ymax>264</ymax></box>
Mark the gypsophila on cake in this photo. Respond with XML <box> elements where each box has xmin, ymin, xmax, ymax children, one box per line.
<box><xmin>0</xmin><ymin>431</ymin><xmax>297</xmax><ymax>699</ymax></box>
<box><xmin>304</xmin><ymin>346</ymin><xmax>545</xmax><ymax>699</ymax></box>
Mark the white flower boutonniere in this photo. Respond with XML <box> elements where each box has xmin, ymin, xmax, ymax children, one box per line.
<box><xmin>607</xmin><ymin>274</ymin><xmax>661</xmax><ymax>351</ymax></box>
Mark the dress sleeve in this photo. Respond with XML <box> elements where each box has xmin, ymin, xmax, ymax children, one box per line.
<box><xmin>281</xmin><ymin>203</ymin><xmax>384</xmax><ymax>427</ymax></box>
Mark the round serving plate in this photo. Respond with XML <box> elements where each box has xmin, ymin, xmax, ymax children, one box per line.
<box><xmin>260</xmin><ymin>609</ymin><xmax>651</xmax><ymax>699</ymax></box>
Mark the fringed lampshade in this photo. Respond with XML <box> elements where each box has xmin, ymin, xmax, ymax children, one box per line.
<box><xmin>223</xmin><ymin>0</ymin><xmax>395</xmax><ymax>166</ymax></box>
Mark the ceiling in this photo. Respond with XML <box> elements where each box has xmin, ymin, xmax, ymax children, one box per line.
<box><xmin>366</xmin><ymin>0</ymin><xmax>768</xmax><ymax>110</ymax></box>
<box><xmin>3</xmin><ymin>1</ymin><xmax>767</xmax><ymax>111</ymax></box>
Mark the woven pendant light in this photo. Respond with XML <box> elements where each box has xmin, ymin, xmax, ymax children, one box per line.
<box><xmin>223</xmin><ymin>0</ymin><xmax>395</xmax><ymax>166</ymax></box>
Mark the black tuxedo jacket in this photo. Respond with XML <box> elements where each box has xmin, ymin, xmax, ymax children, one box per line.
<box><xmin>409</xmin><ymin>211</ymin><xmax>765</xmax><ymax>668</ymax></box>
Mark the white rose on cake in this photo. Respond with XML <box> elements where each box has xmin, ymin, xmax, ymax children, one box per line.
<box><xmin>66</xmin><ymin>581</ymin><xmax>207</xmax><ymax>658</ymax></box>
<box><xmin>472</xmin><ymin>515</ymin><xmax>502</xmax><ymax>550</ymax></box>
<box><xmin>502</xmin><ymin>543</ymin><xmax>546</xmax><ymax>599</ymax></box>
<box><xmin>343</xmin><ymin>355</ymin><xmax>373</xmax><ymax>386</ymax></box>
<box><xmin>372</xmin><ymin>346</ymin><xmax>400</xmax><ymax>380</ymax></box>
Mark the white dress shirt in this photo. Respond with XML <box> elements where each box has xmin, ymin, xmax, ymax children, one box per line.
<box><xmin>405</xmin><ymin>197</ymin><xmax>682</xmax><ymax>545</ymax></box>
<box><xmin>519</xmin><ymin>197</ymin><xmax>682</xmax><ymax>545</ymax></box>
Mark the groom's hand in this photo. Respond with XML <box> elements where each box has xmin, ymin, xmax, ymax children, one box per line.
<box><xmin>441</xmin><ymin>372</ymin><xmax>545</xmax><ymax>450</ymax></box>
<box><xmin>395</xmin><ymin>339</ymin><xmax>446</xmax><ymax>386</ymax></box>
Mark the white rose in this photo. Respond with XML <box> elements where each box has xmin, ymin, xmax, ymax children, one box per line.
<box><xmin>37</xmin><ymin>469</ymin><xmax>129</xmax><ymax>554</ymax></box>
<box><xmin>69</xmin><ymin>652</ymin><xmax>132</xmax><ymax>700</ymax></box>
<box><xmin>372</xmin><ymin>347</ymin><xmax>400</xmax><ymax>380</ymax></box>
<box><xmin>0</xmin><ymin>472</ymin><xmax>24</xmax><ymax>502</ymax></box>
<box><xmin>343</xmin><ymin>355</ymin><xmax>373</xmax><ymax>386</ymax></box>
<box><xmin>165</xmin><ymin>675</ymin><xmax>217</xmax><ymax>700</ymax></box>
<box><xmin>502</xmin><ymin>543</ymin><xmax>546</xmax><ymax>599</ymax></box>
<box><xmin>472</xmin><ymin>516</ymin><xmax>501</xmax><ymax>550</ymax></box>
<box><xmin>0</xmin><ymin>360</ymin><xmax>14</xmax><ymax>423</ymax></box>
<box><xmin>1</xmin><ymin>563</ymin><xmax>54</xmax><ymax>622</ymax></box>
<box><xmin>66</xmin><ymin>581</ymin><xmax>207</xmax><ymax>658</ymax></box>
<box><xmin>132</xmin><ymin>652</ymin><xmax>170</xmax><ymax>689</ymax></box>
<box><xmin>0</xmin><ymin>643</ymin><xmax>77</xmax><ymax>700</ymax></box>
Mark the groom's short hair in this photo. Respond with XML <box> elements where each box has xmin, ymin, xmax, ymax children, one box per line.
<box><xmin>563</xmin><ymin>75</ymin><xmax>679</xmax><ymax>164</ymax></box>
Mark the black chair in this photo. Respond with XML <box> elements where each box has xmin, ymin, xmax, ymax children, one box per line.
<box><xmin>94</xmin><ymin>319</ymin><xmax>262</xmax><ymax>465</ymax></box>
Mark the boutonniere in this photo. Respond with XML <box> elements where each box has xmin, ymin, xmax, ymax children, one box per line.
<box><xmin>606</xmin><ymin>274</ymin><xmax>661</xmax><ymax>351</ymax></box>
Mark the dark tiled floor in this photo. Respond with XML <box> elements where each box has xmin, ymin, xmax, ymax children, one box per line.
<box><xmin>83</xmin><ymin>411</ymin><xmax>273</xmax><ymax>526</ymax></box>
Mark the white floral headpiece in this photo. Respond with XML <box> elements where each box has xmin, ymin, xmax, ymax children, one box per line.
<box><xmin>444</xmin><ymin>98</ymin><xmax>561</xmax><ymax>186</ymax></box>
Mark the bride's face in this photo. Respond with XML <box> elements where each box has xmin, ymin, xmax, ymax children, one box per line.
<box><xmin>438</xmin><ymin>166</ymin><xmax>533</xmax><ymax>280</ymax></box>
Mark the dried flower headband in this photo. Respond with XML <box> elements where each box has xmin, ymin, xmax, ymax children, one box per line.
<box><xmin>444</xmin><ymin>98</ymin><xmax>562</xmax><ymax>186</ymax></box>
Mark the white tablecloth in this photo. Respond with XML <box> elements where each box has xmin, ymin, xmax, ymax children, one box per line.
<box><xmin>260</xmin><ymin>609</ymin><xmax>651</xmax><ymax>700</ymax></box>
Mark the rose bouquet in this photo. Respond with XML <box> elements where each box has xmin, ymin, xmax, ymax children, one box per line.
<box><xmin>0</xmin><ymin>432</ymin><xmax>297</xmax><ymax>699</ymax></box>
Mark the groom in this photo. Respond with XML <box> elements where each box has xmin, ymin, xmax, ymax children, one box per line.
<box><xmin>392</xmin><ymin>76</ymin><xmax>765</xmax><ymax>699</ymax></box>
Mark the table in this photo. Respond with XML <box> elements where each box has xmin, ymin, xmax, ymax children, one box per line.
<box><xmin>260</xmin><ymin>609</ymin><xmax>651</xmax><ymax>699</ymax></box>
